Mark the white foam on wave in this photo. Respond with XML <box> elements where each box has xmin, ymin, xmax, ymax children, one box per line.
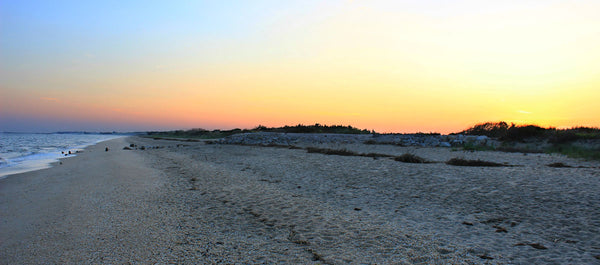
<box><xmin>0</xmin><ymin>133</ymin><xmax>124</xmax><ymax>179</ymax></box>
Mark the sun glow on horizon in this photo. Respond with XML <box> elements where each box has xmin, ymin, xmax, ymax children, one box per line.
<box><xmin>1</xmin><ymin>1</ymin><xmax>599</xmax><ymax>133</ymax></box>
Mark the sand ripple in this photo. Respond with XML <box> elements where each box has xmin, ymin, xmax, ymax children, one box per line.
<box><xmin>133</xmin><ymin>137</ymin><xmax>600</xmax><ymax>264</ymax></box>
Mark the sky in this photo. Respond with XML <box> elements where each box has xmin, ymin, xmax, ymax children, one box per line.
<box><xmin>1</xmin><ymin>0</ymin><xmax>599</xmax><ymax>133</ymax></box>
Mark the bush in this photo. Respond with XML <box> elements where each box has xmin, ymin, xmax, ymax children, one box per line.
<box><xmin>306</xmin><ymin>147</ymin><xmax>358</xmax><ymax>156</ymax></box>
<box><xmin>502</xmin><ymin>125</ymin><xmax>548</xmax><ymax>141</ymax></box>
<box><xmin>547</xmin><ymin>162</ymin><xmax>571</xmax><ymax>168</ymax></box>
<box><xmin>446</xmin><ymin>158</ymin><xmax>504</xmax><ymax>167</ymax></box>
<box><xmin>395</xmin><ymin>153</ymin><xmax>428</xmax><ymax>163</ymax></box>
<box><xmin>548</xmin><ymin>144</ymin><xmax>600</xmax><ymax>160</ymax></box>
<box><xmin>549</xmin><ymin>131</ymin><xmax>579</xmax><ymax>144</ymax></box>
<box><xmin>459</xmin><ymin>122</ymin><xmax>509</xmax><ymax>138</ymax></box>
<box><xmin>363</xmin><ymin>153</ymin><xmax>393</xmax><ymax>158</ymax></box>
<box><xmin>148</xmin><ymin>124</ymin><xmax>373</xmax><ymax>139</ymax></box>
<box><xmin>266</xmin><ymin>124</ymin><xmax>371</xmax><ymax>134</ymax></box>
<box><xmin>306</xmin><ymin>147</ymin><xmax>392</xmax><ymax>158</ymax></box>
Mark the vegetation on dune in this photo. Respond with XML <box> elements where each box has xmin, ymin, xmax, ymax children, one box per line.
<box><xmin>362</xmin><ymin>152</ymin><xmax>394</xmax><ymax>158</ymax></box>
<box><xmin>306</xmin><ymin>147</ymin><xmax>431</xmax><ymax>162</ymax></box>
<box><xmin>147</xmin><ymin>123</ymin><xmax>372</xmax><ymax>139</ymax></box>
<box><xmin>547</xmin><ymin>162</ymin><xmax>572</xmax><ymax>168</ymax></box>
<box><xmin>547</xmin><ymin>144</ymin><xmax>600</xmax><ymax>161</ymax></box>
<box><xmin>394</xmin><ymin>153</ymin><xmax>429</xmax><ymax>163</ymax></box>
<box><xmin>446</xmin><ymin>158</ymin><xmax>505</xmax><ymax>167</ymax></box>
<box><xmin>306</xmin><ymin>147</ymin><xmax>359</xmax><ymax>156</ymax></box>
<box><xmin>458</xmin><ymin>121</ymin><xmax>600</xmax><ymax>142</ymax></box>
<box><xmin>252</xmin><ymin>124</ymin><xmax>372</xmax><ymax>134</ymax></box>
<box><xmin>457</xmin><ymin>121</ymin><xmax>600</xmax><ymax>160</ymax></box>
<box><xmin>147</xmin><ymin>128</ymin><xmax>242</xmax><ymax>139</ymax></box>
<box><xmin>305</xmin><ymin>147</ymin><xmax>393</xmax><ymax>158</ymax></box>
<box><xmin>461</xmin><ymin>143</ymin><xmax>496</xmax><ymax>152</ymax></box>
<box><xmin>147</xmin><ymin>121</ymin><xmax>600</xmax><ymax>161</ymax></box>
<box><xmin>458</xmin><ymin>121</ymin><xmax>511</xmax><ymax>138</ymax></box>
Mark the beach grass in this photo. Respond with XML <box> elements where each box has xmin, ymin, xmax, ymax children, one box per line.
<box><xmin>547</xmin><ymin>162</ymin><xmax>572</xmax><ymax>168</ymax></box>
<box><xmin>547</xmin><ymin>144</ymin><xmax>600</xmax><ymax>160</ymax></box>
<box><xmin>305</xmin><ymin>147</ymin><xmax>393</xmax><ymax>158</ymax></box>
<box><xmin>306</xmin><ymin>147</ymin><xmax>358</xmax><ymax>156</ymax></box>
<box><xmin>446</xmin><ymin>158</ymin><xmax>504</xmax><ymax>167</ymax></box>
<box><xmin>394</xmin><ymin>153</ymin><xmax>429</xmax><ymax>163</ymax></box>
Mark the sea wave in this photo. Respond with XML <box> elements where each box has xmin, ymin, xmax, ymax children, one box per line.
<box><xmin>0</xmin><ymin>133</ymin><xmax>123</xmax><ymax>178</ymax></box>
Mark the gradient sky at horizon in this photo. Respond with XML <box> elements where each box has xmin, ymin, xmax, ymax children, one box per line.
<box><xmin>1</xmin><ymin>0</ymin><xmax>599</xmax><ymax>133</ymax></box>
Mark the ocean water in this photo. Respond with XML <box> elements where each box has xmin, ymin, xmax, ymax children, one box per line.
<box><xmin>0</xmin><ymin>133</ymin><xmax>124</xmax><ymax>179</ymax></box>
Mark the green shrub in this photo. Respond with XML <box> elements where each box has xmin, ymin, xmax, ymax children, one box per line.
<box><xmin>548</xmin><ymin>144</ymin><xmax>600</xmax><ymax>160</ymax></box>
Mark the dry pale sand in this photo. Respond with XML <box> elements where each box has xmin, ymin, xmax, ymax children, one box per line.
<box><xmin>0</xmin><ymin>137</ymin><xmax>184</xmax><ymax>264</ymax></box>
<box><xmin>2</xmin><ymin>136</ymin><xmax>600</xmax><ymax>264</ymax></box>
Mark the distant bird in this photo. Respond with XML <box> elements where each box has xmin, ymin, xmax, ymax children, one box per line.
<box><xmin>105</xmin><ymin>147</ymin><xmax>109</xmax><ymax>152</ymax></box>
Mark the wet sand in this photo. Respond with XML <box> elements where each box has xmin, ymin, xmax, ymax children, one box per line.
<box><xmin>2</xmin><ymin>136</ymin><xmax>599</xmax><ymax>264</ymax></box>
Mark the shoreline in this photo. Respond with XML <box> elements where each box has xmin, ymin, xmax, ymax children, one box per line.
<box><xmin>0</xmin><ymin>135</ymin><xmax>125</xmax><ymax>180</ymax></box>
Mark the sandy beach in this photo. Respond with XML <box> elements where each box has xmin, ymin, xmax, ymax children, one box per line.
<box><xmin>2</xmin><ymin>136</ymin><xmax>599</xmax><ymax>264</ymax></box>
<box><xmin>0</xmin><ymin>137</ymin><xmax>182</xmax><ymax>264</ymax></box>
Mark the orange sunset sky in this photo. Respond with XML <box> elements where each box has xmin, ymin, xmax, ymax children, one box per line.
<box><xmin>1</xmin><ymin>1</ymin><xmax>599</xmax><ymax>133</ymax></box>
